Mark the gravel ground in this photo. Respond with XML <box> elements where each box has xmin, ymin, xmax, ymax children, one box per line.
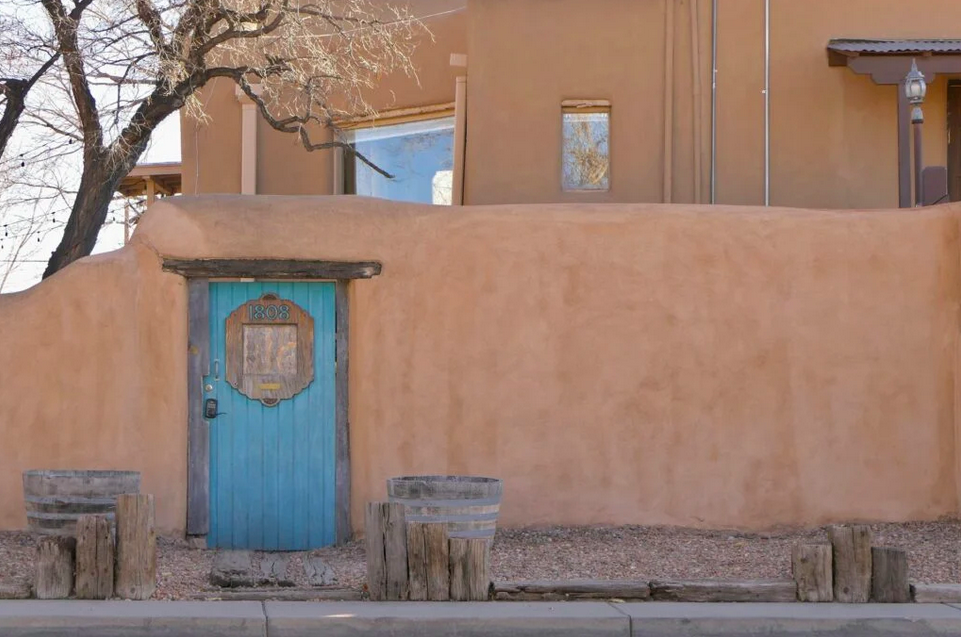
<box><xmin>2</xmin><ymin>520</ymin><xmax>960</xmax><ymax>599</ymax></box>
<box><xmin>0</xmin><ymin>531</ymin><xmax>33</xmax><ymax>591</ymax></box>
<box><xmin>491</xmin><ymin>521</ymin><xmax>961</xmax><ymax>584</ymax></box>
<box><xmin>156</xmin><ymin>537</ymin><xmax>367</xmax><ymax>600</ymax></box>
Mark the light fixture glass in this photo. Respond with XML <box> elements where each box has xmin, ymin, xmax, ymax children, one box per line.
<box><xmin>904</xmin><ymin>59</ymin><xmax>927</xmax><ymax>104</ymax></box>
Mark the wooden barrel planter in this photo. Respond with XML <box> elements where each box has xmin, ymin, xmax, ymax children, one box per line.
<box><xmin>23</xmin><ymin>470</ymin><xmax>141</xmax><ymax>536</ymax></box>
<box><xmin>387</xmin><ymin>476</ymin><xmax>503</xmax><ymax>539</ymax></box>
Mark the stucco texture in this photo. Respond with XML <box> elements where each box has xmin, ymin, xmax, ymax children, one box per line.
<box><xmin>0</xmin><ymin>244</ymin><xmax>187</xmax><ymax>532</ymax></box>
<box><xmin>1</xmin><ymin>196</ymin><xmax>960</xmax><ymax>534</ymax></box>
<box><xmin>464</xmin><ymin>0</ymin><xmax>961</xmax><ymax>208</ymax></box>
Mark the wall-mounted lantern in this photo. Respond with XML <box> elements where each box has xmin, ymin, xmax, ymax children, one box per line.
<box><xmin>904</xmin><ymin>59</ymin><xmax>927</xmax><ymax>206</ymax></box>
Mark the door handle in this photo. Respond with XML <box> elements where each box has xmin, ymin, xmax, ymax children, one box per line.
<box><xmin>213</xmin><ymin>358</ymin><xmax>221</xmax><ymax>381</ymax></box>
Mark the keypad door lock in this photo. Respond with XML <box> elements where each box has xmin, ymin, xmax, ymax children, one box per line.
<box><xmin>204</xmin><ymin>398</ymin><xmax>222</xmax><ymax>419</ymax></box>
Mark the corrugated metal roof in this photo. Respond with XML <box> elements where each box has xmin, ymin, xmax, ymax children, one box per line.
<box><xmin>828</xmin><ymin>39</ymin><xmax>961</xmax><ymax>55</ymax></box>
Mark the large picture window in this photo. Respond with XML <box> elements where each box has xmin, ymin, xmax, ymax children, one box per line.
<box><xmin>344</xmin><ymin>116</ymin><xmax>455</xmax><ymax>205</ymax></box>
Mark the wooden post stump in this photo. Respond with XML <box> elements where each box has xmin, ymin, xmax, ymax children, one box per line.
<box><xmin>829</xmin><ymin>525</ymin><xmax>872</xmax><ymax>603</ymax></box>
<box><xmin>871</xmin><ymin>547</ymin><xmax>910</xmax><ymax>603</ymax></box>
<box><xmin>75</xmin><ymin>514</ymin><xmax>114</xmax><ymax>599</ymax></box>
<box><xmin>364</xmin><ymin>502</ymin><xmax>408</xmax><ymax>601</ymax></box>
<box><xmin>792</xmin><ymin>544</ymin><xmax>833</xmax><ymax>602</ymax></box>
<box><xmin>449</xmin><ymin>537</ymin><xmax>491</xmax><ymax>601</ymax></box>
<box><xmin>35</xmin><ymin>536</ymin><xmax>76</xmax><ymax>599</ymax></box>
<box><xmin>407</xmin><ymin>522</ymin><xmax>450</xmax><ymax>601</ymax></box>
<box><xmin>365</xmin><ymin>502</ymin><xmax>387</xmax><ymax>601</ymax></box>
<box><xmin>115</xmin><ymin>494</ymin><xmax>156</xmax><ymax>600</ymax></box>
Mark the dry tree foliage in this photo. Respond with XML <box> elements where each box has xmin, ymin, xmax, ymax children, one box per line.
<box><xmin>0</xmin><ymin>0</ymin><xmax>428</xmax><ymax>278</ymax></box>
<box><xmin>563</xmin><ymin>115</ymin><xmax>610</xmax><ymax>191</ymax></box>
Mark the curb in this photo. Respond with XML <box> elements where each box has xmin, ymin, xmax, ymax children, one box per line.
<box><xmin>0</xmin><ymin>601</ymin><xmax>266</xmax><ymax>637</ymax></box>
<box><xmin>620</xmin><ymin>602</ymin><xmax>961</xmax><ymax>636</ymax></box>
<box><xmin>3</xmin><ymin>601</ymin><xmax>961</xmax><ymax>636</ymax></box>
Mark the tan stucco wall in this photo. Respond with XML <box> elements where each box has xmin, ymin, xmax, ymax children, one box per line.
<box><xmin>465</xmin><ymin>0</ymin><xmax>961</xmax><ymax>208</ymax></box>
<box><xmin>0</xmin><ymin>245</ymin><xmax>188</xmax><ymax>533</ymax></box>
<box><xmin>2</xmin><ymin>196</ymin><xmax>958</xmax><ymax>534</ymax></box>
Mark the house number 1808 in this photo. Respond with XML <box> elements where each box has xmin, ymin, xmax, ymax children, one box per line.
<box><xmin>248</xmin><ymin>304</ymin><xmax>291</xmax><ymax>321</ymax></box>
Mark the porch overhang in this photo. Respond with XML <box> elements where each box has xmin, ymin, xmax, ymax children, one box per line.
<box><xmin>117</xmin><ymin>161</ymin><xmax>183</xmax><ymax>199</ymax></box>
<box><xmin>828</xmin><ymin>39</ymin><xmax>961</xmax><ymax>82</ymax></box>
<box><xmin>828</xmin><ymin>39</ymin><xmax>961</xmax><ymax>207</ymax></box>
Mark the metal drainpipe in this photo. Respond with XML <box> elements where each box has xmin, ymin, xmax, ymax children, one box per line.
<box><xmin>691</xmin><ymin>0</ymin><xmax>702</xmax><ymax>204</ymax></box>
<box><xmin>764</xmin><ymin>0</ymin><xmax>771</xmax><ymax>206</ymax></box>
<box><xmin>710</xmin><ymin>0</ymin><xmax>718</xmax><ymax>203</ymax></box>
<box><xmin>663</xmin><ymin>0</ymin><xmax>676</xmax><ymax>203</ymax></box>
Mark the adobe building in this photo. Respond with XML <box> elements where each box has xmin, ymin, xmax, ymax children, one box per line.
<box><xmin>4</xmin><ymin>1</ymin><xmax>961</xmax><ymax>550</ymax></box>
<box><xmin>182</xmin><ymin>0</ymin><xmax>961</xmax><ymax>210</ymax></box>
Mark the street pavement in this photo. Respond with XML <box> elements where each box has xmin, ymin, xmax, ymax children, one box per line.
<box><xmin>3</xmin><ymin>600</ymin><xmax>961</xmax><ymax>636</ymax></box>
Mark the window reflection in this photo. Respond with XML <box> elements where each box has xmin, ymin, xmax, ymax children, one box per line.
<box><xmin>345</xmin><ymin>117</ymin><xmax>455</xmax><ymax>205</ymax></box>
<box><xmin>562</xmin><ymin>107</ymin><xmax>610</xmax><ymax>191</ymax></box>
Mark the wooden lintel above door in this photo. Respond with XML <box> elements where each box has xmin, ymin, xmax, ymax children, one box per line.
<box><xmin>162</xmin><ymin>258</ymin><xmax>382</xmax><ymax>280</ymax></box>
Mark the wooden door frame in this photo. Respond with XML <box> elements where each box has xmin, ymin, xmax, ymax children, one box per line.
<box><xmin>169</xmin><ymin>258</ymin><xmax>383</xmax><ymax>545</ymax></box>
<box><xmin>949</xmin><ymin>81</ymin><xmax>961</xmax><ymax>203</ymax></box>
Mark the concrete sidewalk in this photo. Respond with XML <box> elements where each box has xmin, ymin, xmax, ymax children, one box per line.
<box><xmin>4</xmin><ymin>600</ymin><xmax>961</xmax><ymax>636</ymax></box>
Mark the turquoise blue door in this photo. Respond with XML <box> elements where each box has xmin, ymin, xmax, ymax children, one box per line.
<box><xmin>206</xmin><ymin>281</ymin><xmax>336</xmax><ymax>550</ymax></box>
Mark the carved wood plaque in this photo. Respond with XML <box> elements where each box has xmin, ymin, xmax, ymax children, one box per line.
<box><xmin>225</xmin><ymin>294</ymin><xmax>314</xmax><ymax>405</ymax></box>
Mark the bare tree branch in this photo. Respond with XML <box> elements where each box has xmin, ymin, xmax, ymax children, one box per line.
<box><xmin>39</xmin><ymin>0</ymin><xmax>103</xmax><ymax>152</ymax></box>
<box><xmin>0</xmin><ymin>53</ymin><xmax>59</xmax><ymax>159</ymax></box>
<box><xmin>1</xmin><ymin>0</ymin><xmax>428</xmax><ymax>280</ymax></box>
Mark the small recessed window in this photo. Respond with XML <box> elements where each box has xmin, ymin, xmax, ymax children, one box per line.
<box><xmin>562</xmin><ymin>101</ymin><xmax>610</xmax><ymax>191</ymax></box>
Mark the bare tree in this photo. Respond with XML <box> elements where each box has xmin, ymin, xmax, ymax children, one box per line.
<box><xmin>0</xmin><ymin>13</ymin><xmax>59</xmax><ymax>160</ymax></box>
<box><xmin>1</xmin><ymin>0</ymin><xmax>426</xmax><ymax>279</ymax></box>
<box><xmin>0</xmin><ymin>143</ymin><xmax>78</xmax><ymax>292</ymax></box>
<box><xmin>562</xmin><ymin>114</ymin><xmax>610</xmax><ymax>191</ymax></box>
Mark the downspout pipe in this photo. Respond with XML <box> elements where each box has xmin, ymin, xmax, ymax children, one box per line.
<box><xmin>710</xmin><ymin>0</ymin><xmax>718</xmax><ymax>203</ymax></box>
<box><xmin>764</xmin><ymin>0</ymin><xmax>770</xmax><ymax>206</ymax></box>
<box><xmin>663</xmin><ymin>0</ymin><xmax>675</xmax><ymax>203</ymax></box>
<box><xmin>691</xmin><ymin>0</ymin><xmax>702</xmax><ymax>204</ymax></box>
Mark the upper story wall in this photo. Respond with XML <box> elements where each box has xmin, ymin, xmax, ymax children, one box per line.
<box><xmin>181</xmin><ymin>0</ymin><xmax>961</xmax><ymax>209</ymax></box>
<box><xmin>465</xmin><ymin>0</ymin><xmax>667</xmax><ymax>205</ymax></box>
<box><xmin>465</xmin><ymin>0</ymin><xmax>961</xmax><ymax>208</ymax></box>
<box><xmin>180</xmin><ymin>0</ymin><xmax>467</xmax><ymax>198</ymax></box>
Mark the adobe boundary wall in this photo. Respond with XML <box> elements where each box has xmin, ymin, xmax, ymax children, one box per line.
<box><xmin>0</xmin><ymin>195</ymin><xmax>958</xmax><ymax>534</ymax></box>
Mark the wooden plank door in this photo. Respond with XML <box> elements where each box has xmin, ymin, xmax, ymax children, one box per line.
<box><xmin>949</xmin><ymin>82</ymin><xmax>961</xmax><ymax>202</ymax></box>
<box><xmin>206</xmin><ymin>281</ymin><xmax>337</xmax><ymax>550</ymax></box>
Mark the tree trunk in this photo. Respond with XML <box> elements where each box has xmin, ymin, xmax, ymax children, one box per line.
<box><xmin>41</xmin><ymin>68</ymin><xmax>181</xmax><ymax>279</ymax></box>
<box><xmin>0</xmin><ymin>55</ymin><xmax>57</xmax><ymax>160</ymax></box>
<box><xmin>43</xmin><ymin>159</ymin><xmax>125</xmax><ymax>278</ymax></box>
<box><xmin>0</xmin><ymin>86</ymin><xmax>27</xmax><ymax>160</ymax></box>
